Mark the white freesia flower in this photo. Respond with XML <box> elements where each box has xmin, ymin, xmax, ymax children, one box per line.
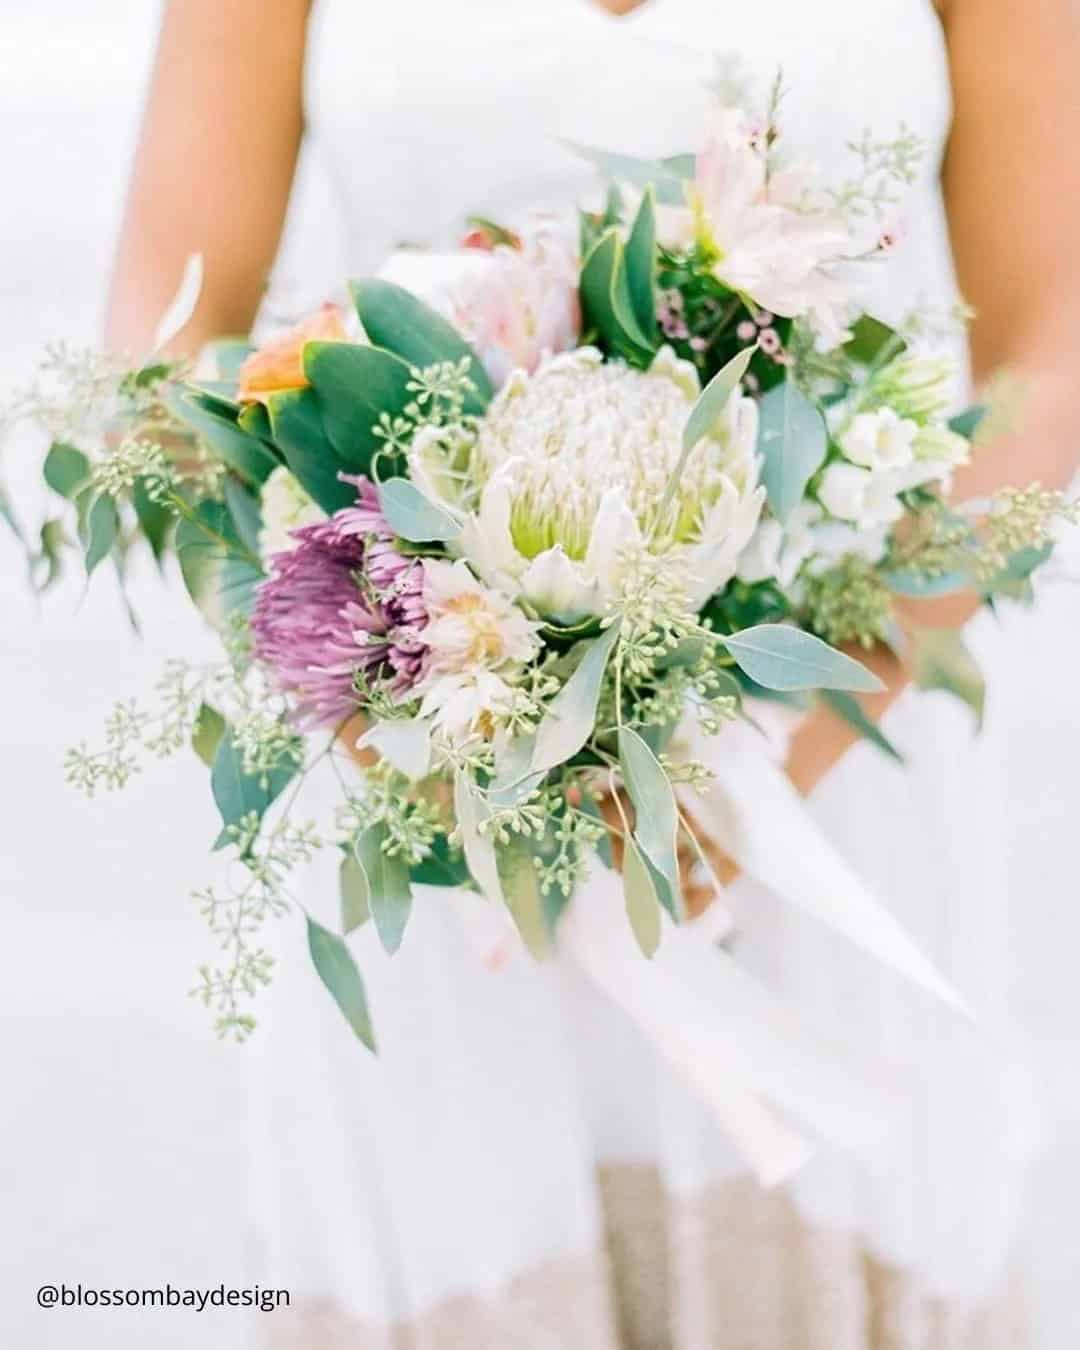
<box><xmin>414</xmin><ymin>559</ymin><xmax>541</xmax><ymax>742</ymax></box>
<box><xmin>805</xmin><ymin>519</ymin><xmax>891</xmax><ymax>573</ymax></box>
<box><xmin>817</xmin><ymin>461</ymin><xmax>905</xmax><ymax>528</ymax></box>
<box><xmin>258</xmin><ymin>465</ymin><xmax>326</xmax><ymax>559</ymax></box>
<box><xmin>736</xmin><ymin>501</ymin><xmax>824</xmax><ymax>586</ymax></box>
<box><xmin>420</xmin><ymin>559</ymin><xmax>540</xmax><ymax>674</ymax></box>
<box><xmin>429</xmin><ymin>347</ymin><xmax>765</xmax><ymax>623</ymax></box>
<box><xmin>839</xmin><ymin>408</ymin><xmax>919</xmax><ymax>472</ymax></box>
<box><xmin>418</xmin><ymin>669</ymin><xmax>519</xmax><ymax>743</ymax></box>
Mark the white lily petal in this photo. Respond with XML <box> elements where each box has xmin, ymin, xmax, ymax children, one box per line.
<box><xmin>520</xmin><ymin>546</ymin><xmax>601</xmax><ymax>623</ymax></box>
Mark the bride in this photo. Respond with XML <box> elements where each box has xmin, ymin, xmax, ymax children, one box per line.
<box><xmin>109</xmin><ymin>1</ymin><xmax>1080</xmax><ymax>1346</ymax></box>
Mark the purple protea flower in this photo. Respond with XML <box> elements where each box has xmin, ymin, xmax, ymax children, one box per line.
<box><xmin>251</xmin><ymin>475</ymin><xmax>428</xmax><ymax>726</ymax></box>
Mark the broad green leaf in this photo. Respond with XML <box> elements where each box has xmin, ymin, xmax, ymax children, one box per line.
<box><xmin>132</xmin><ymin>478</ymin><xmax>172</xmax><ymax>561</ymax></box>
<box><xmin>354</xmin><ymin>824</ymin><xmax>413</xmax><ymax>954</ymax></box>
<box><xmin>43</xmin><ymin>443</ymin><xmax>90</xmax><ymax>499</ymax></box>
<box><xmin>561</xmin><ymin>140</ymin><xmax>687</xmax><ymax>205</ymax></box>
<box><xmin>913</xmin><ymin>628</ymin><xmax>986</xmax><ymax>729</ymax></box>
<box><xmin>79</xmin><ymin>492</ymin><xmax>119</xmax><ymax>576</ymax></box>
<box><xmin>843</xmin><ymin>315</ymin><xmax>907</xmax><ymax>366</ymax></box>
<box><xmin>303</xmin><ymin>341</ymin><xmax>414</xmax><ymax>467</ymax></box>
<box><xmin>306</xmin><ymin>916</ymin><xmax>376</xmax><ymax>1051</ymax></box>
<box><xmin>223</xmin><ymin>478</ymin><xmax>264</xmax><ymax>557</ymax></box>
<box><xmin>237</xmin><ymin>401</ymin><xmax>272</xmax><ymax>442</ymax></box>
<box><xmin>340</xmin><ymin>851</ymin><xmax>371</xmax><ymax>934</ymax></box>
<box><xmin>530</xmin><ymin>623</ymin><xmax>621</xmax><ymax>776</ymax></box>
<box><xmin>496</xmin><ymin>836</ymin><xmax>549</xmax><ymax>958</ymax></box>
<box><xmin>618</xmin><ymin>726</ymin><xmax>680</xmax><ymax>920</ymax></box>
<box><xmin>377</xmin><ymin>477</ymin><xmax>461</xmax><ymax>543</ymax></box>
<box><xmin>266</xmin><ymin>388</ymin><xmax>355</xmax><ymax>514</ymax></box>
<box><xmin>350</xmin><ymin>279</ymin><xmax>493</xmax><ymax>412</ymax></box>
<box><xmin>166</xmin><ymin>387</ymin><xmax>277</xmax><ymax>484</ymax></box>
<box><xmin>683</xmin><ymin>344</ymin><xmax>755</xmax><ymax>452</ymax></box>
<box><xmin>820</xmin><ymin>690</ymin><xmax>904</xmax><ymax>763</ymax></box>
<box><xmin>191</xmin><ymin>702</ymin><xmax>225</xmax><ymax>768</ymax></box>
<box><xmin>622</xmin><ymin>835</ymin><xmax>662</xmax><ymax>957</ymax></box>
<box><xmin>624</xmin><ymin>186</ymin><xmax>657</xmax><ymax>338</ymax></box>
<box><xmin>756</xmin><ymin>382</ymin><xmax>828</xmax><ymax>524</ymax></box>
<box><xmin>580</xmin><ymin>229</ymin><xmax>654</xmax><ymax>361</ymax></box>
<box><xmin>722</xmin><ymin>624</ymin><xmax>884</xmax><ymax>693</ymax></box>
<box><xmin>210</xmin><ymin>734</ymin><xmax>296</xmax><ymax>842</ymax></box>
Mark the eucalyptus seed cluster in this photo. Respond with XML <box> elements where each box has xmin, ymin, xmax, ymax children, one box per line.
<box><xmin>803</xmin><ymin>556</ymin><xmax>893</xmax><ymax>649</ymax></box>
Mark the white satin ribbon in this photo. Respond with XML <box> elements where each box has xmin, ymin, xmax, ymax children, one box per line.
<box><xmin>685</xmin><ymin>716</ymin><xmax>970</xmax><ymax>1017</ymax></box>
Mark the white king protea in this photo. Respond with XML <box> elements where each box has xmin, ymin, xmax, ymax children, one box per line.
<box><xmin>414</xmin><ymin>347</ymin><xmax>764</xmax><ymax>624</ymax></box>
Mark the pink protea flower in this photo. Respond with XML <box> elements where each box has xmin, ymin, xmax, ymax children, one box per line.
<box><xmin>251</xmin><ymin>476</ymin><xmax>427</xmax><ymax>726</ymax></box>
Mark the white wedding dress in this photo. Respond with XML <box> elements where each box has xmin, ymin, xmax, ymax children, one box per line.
<box><xmin>247</xmin><ymin>2</ymin><xmax>1077</xmax><ymax>1346</ymax></box>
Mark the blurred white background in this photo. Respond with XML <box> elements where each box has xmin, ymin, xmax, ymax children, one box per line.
<box><xmin>2</xmin><ymin>4</ymin><xmax>1079</xmax><ymax>1349</ymax></box>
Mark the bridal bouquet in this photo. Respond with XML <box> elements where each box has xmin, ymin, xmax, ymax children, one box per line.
<box><xmin>7</xmin><ymin>89</ymin><xmax>1075</xmax><ymax>1061</ymax></box>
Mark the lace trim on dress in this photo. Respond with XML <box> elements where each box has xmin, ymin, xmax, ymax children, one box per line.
<box><xmin>263</xmin><ymin>1166</ymin><xmax>1029</xmax><ymax>1350</ymax></box>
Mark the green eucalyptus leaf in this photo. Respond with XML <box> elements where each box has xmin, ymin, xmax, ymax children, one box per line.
<box><xmin>356</xmin><ymin>718</ymin><xmax>432</xmax><ymax>780</ymax></box>
<box><xmin>303</xmin><ymin>340</ymin><xmax>414</xmax><ymax>467</ymax></box>
<box><xmin>948</xmin><ymin>405</ymin><xmax>987</xmax><ymax>440</ymax></box>
<box><xmin>32</xmin><ymin>518</ymin><xmax>68</xmax><ymax>592</ymax></box>
<box><xmin>409</xmin><ymin>835</ymin><xmax>471</xmax><ymax>889</ymax></box>
<box><xmin>353</xmin><ymin>824</ymin><xmax>413</xmax><ymax>954</ymax></box>
<box><xmin>43</xmin><ymin>442</ymin><xmax>90</xmax><ymax>499</ymax></box>
<box><xmin>624</xmin><ymin>186</ymin><xmax>657</xmax><ymax>338</ymax></box>
<box><xmin>223</xmin><ymin>478</ymin><xmax>264</xmax><ymax>557</ymax></box>
<box><xmin>618</xmin><ymin>726</ymin><xmax>680</xmax><ymax>920</ymax></box>
<box><xmin>203</xmin><ymin>337</ymin><xmax>253</xmax><ymax>382</ymax></box>
<box><xmin>496</xmin><ymin>836</ymin><xmax>550</xmax><ymax>959</ymax></box>
<box><xmin>561</xmin><ymin>140</ymin><xmax>687</xmax><ymax>205</ymax></box>
<box><xmin>820</xmin><ymin>690</ymin><xmax>904</xmax><ymax>763</ymax></box>
<box><xmin>165</xmin><ymin>387</ymin><xmax>277</xmax><ymax>485</ymax></box>
<box><xmin>454</xmin><ymin>773</ymin><xmax>503</xmax><ymax>904</ymax></box>
<box><xmin>340</xmin><ymin>851</ymin><xmax>371</xmax><ymax>934</ymax></box>
<box><xmin>577</xmin><ymin>792</ymin><xmax>615</xmax><ymax>869</ymax></box>
<box><xmin>191</xmin><ymin>702</ymin><xmax>226</xmax><ymax>768</ymax></box>
<box><xmin>174</xmin><ymin>500</ymin><xmax>253</xmax><ymax>622</ymax></box>
<box><xmin>913</xmin><ymin>628</ymin><xmax>986</xmax><ymax>729</ymax></box>
<box><xmin>79</xmin><ymin>492</ymin><xmax>119</xmax><ymax>576</ymax></box>
<box><xmin>265</xmin><ymin>388</ymin><xmax>355</xmax><ymax>514</ymax></box>
<box><xmin>622</xmin><ymin>835</ymin><xmax>662</xmax><ymax>958</ymax></box>
<box><xmin>306</xmin><ymin>916</ymin><xmax>376</xmax><ymax>1051</ymax></box>
<box><xmin>530</xmin><ymin>623</ymin><xmax>621</xmax><ymax>776</ymax></box>
<box><xmin>756</xmin><ymin>382</ymin><xmax>828</xmax><ymax>524</ymax></box>
<box><xmin>210</xmin><ymin>734</ymin><xmax>296</xmax><ymax>842</ymax></box>
<box><xmin>683</xmin><ymin>345</ymin><xmax>755</xmax><ymax>452</ymax></box>
<box><xmin>377</xmin><ymin>477</ymin><xmax>461</xmax><ymax>543</ymax></box>
<box><xmin>349</xmin><ymin>279</ymin><xmax>492</xmax><ymax>412</ymax></box>
<box><xmin>882</xmin><ymin>567</ymin><xmax>971</xmax><ymax>598</ymax></box>
<box><xmin>722</xmin><ymin>624</ymin><xmax>884</xmax><ymax>693</ymax></box>
<box><xmin>132</xmin><ymin>478</ymin><xmax>172</xmax><ymax>561</ymax></box>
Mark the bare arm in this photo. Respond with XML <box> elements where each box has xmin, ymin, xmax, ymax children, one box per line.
<box><xmin>106</xmin><ymin>0</ymin><xmax>311</xmax><ymax>357</ymax></box>
<box><xmin>787</xmin><ymin>0</ymin><xmax>1080</xmax><ymax>793</ymax></box>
